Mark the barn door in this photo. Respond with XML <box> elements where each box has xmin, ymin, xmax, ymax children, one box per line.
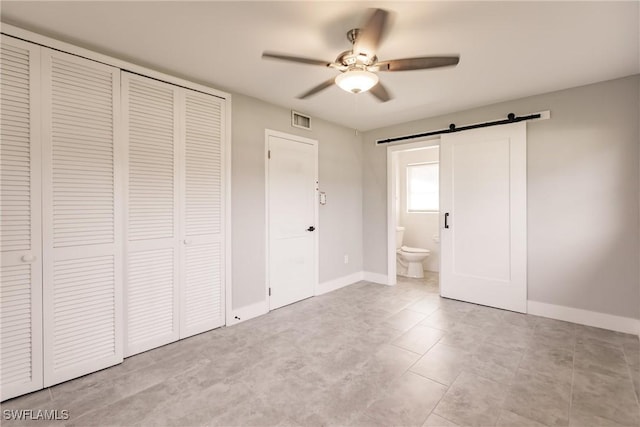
<box><xmin>440</xmin><ymin>122</ymin><xmax>527</xmax><ymax>313</ymax></box>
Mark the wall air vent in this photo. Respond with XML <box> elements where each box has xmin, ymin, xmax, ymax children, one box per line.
<box><xmin>291</xmin><ymin>110</ymin><xmax>311</xmax><ymax>130</ymax></box>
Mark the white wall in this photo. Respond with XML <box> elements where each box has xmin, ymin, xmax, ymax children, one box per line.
<box><xmin>397</xmin><ymin>148</ymin><xmax>440</xmax><ymax>272</ymax></box>
<box><xmin>363</xmin><ymin>75</ymin><xmax>640</xmax><ymax>320</ymax></box>
<box><xmin>231</xmin><ymin>93</ymin><xmax>363</xmax><ymax>311</ymax></box>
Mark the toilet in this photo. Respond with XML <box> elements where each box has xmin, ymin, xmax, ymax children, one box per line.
<box><xmin>396</xmin><ymin>226</ymin><xmax>430</xmax><ymax>279</ymax></box>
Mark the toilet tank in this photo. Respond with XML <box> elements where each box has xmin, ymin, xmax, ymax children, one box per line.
<box><xmin>396</xmin><ymin>226</ymin><xmax>405</xmax><ymax>249</ymax></box>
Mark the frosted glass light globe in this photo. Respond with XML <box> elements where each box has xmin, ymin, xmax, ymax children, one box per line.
<box><xmin>335</xmin><ymin>70</ymin><xmax>379</xmax><ymax>94</ymax></box>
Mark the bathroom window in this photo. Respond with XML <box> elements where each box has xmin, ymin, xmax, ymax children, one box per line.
<box><xmin>407</xmin><ymin>162</ymin><xmax>439</xmax><ymax>212</ymax></box>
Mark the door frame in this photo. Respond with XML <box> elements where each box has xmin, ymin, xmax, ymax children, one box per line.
<box><xmin>265</xmin><ymin>129</ymin><xmax>319</xmax><ymax>309</ymax></box>
<box><xmin>386</xmin><ymin>138</ymin><xmax>441</xmax><ymax>286</ymax></box>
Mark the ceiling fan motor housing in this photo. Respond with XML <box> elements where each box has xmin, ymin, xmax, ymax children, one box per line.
<box><xmin>339</xmin><ymin>29</ymin><xmax>378</xmax><ymax>70</ymax></box>
<box><xmin>336</xmin><ymin>50</ymin><xmax>377</xmax><ymax>70</ymax></box>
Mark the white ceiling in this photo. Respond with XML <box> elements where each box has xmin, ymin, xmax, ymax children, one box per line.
<box><xmin>2</xmin><ymin>1</ymin><xmax>638</xmax><ymax>131</ymax></box>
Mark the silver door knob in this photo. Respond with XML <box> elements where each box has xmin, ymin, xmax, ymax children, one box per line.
<box><xmin>183</xmin><ymin>239</ymin><xmax>192</xmax><ymax>245</ymax></box>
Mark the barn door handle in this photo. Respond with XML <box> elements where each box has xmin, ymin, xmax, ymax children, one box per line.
<box><xmin>307</xmin><ymin>226</ymin><xmax>315</xmax><ymax>232</ymax></box>
<box><xmin>444</xmin><ymin>213</ymin><xmax>450</xmax><ymax>229</ymax></box>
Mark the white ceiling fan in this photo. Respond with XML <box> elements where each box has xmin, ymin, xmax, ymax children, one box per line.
<box><xmin>262</xmin><ymin>8</ymin><xmax>460</xmax><ymax>102</ymax></box>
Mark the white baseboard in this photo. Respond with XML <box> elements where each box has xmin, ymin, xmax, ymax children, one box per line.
<box><xmin>227</xmin><ymin>271</ymin><xmax>391</xmax><ymax>326</ymax></box>
<box><xmin>226</xmin><ymin>300</ymin><xmax>268</xmax><ymax>326</ymax></box>
<box><xmin>317</xmin><ymin>271</ymin><xmax>364</xmax><ymax>295</ymax></box>
<box><xmin>363</xmin><ymin>271</ymin><xmax>389</xmax><ymax>285</ymax></box>
<box><xmin>528</xmin><ymin>300</ymin><xmax>640</xmax><ymax>335</ymax></box>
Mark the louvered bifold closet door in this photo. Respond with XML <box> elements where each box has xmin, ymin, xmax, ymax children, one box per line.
<box><xmin>0</xmin><ymin>36</ymin><xmax>43</xmax><ymax>401</ymax></box>
<box><xmin>179</xmin><ymin>89</ymin><xmax>225</xmax><ymax>338</ymax></box>
<box><xmin>123</xmin><ymin>72</ymin><xmax>179</xmax><ymax>356</ymax></box>
<box><xmin>41</xmin><ymin>49</ymin><xmax>122</xmax><ymax>386</ymax></box>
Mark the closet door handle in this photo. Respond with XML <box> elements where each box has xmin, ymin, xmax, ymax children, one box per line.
<box><xmin>444</xmin><ymin>213</ymin><xmax>450</xmax><ymax>229</ymax></box>
<box><xmin>183</xmin><ymin>239</ymin><xmax>192</xmax><ymax>245</ymax></box>
<box><xmin>21</xmin><ymin>254</ymin><xmax>36</xmax><ymax>263</ymax></box>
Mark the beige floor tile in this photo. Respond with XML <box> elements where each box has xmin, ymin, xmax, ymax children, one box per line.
<box><xmin>423</xmin><ymin>414</ymin><xmax>460</xmax><ymax>426</ymax></box>
<box><xmin>384</xmin><ymin>308</ymin><xmax>428</xmax><ymax>331</ymax></box>
<box><xmin>66</xmin><ymin>366</ymin><xmax>237</xmax><ymax>427</ymax></box>
<box><xmin>484</xmin><ymin>325</ymin><xmax>535</xmax><ymax>352</ymax></box>
<box><xmin>535</xmin><ymin>317</ymin><xmax>577</xmax><ymax>333</ymax></box>
<box><xmin>623</xmin><ymin>339</ymin><xmax>640</xmax><ymax>368</ymax></box>
<box><xmin>576</xmin><ymin>325</ymin><xmax>638</xmax><ymax>349</ymax></box>
<box><xmin>350</xmin><ymin>413</ymin><xmax>390</xmax><ymax>427</ymax></box>
<box><xmin>311</xmin><ymin>372</ymin><xmax>384</xmax><ymax>424</ymax></box>
<box><xmin>468</xmin><ymin>342</ymin><xmax>523</xmax><ymax>385</ymax></box>
<box><xmin>438</xmin><ymin>322</ymin><xmax>489</xmax><ymax>351</ymax></box>
<box><xmin>5</xmin><ymin>277</ymin><xmax>640</xmax><ymax>427</ymax></box>
<box><xmin>53</xmin><ymin>351</ymin><xmax>211</xmax><ymax>420</ymax></box>
<box><xmin>366</xmin><ymin>371</ymin><xmax>447</xmax><ymax>426</ymax></box>
<box><xmin>392</xmin><ymin>324</ymin><xmax>444</xmax><ymax>354</ymax></box>
<box><xmin>631</xmin><ymin>367</ymin><xmax>640</xmax><ymax>401</ymax></box>
<box><xmin>433</xmin><ymin>371</ymin><xmax>507</xmax><ymax>427</ymax></box>
<box><xmin>419</xmin><ymin>309</ymin><xmax>463</xmax><ymax>330</ymax></box>
<box><xmin>574</xmin><ymin>340</ymin><xmax>630</xmax><ymax>379</ymax></box>
<box><xmin>209</xmin><ymin>393</ymin><xmax>298</xmax><ymax>427</ymax></box>
<box><xmin>410</xmin><ymin>343</ymin><xmax>471</xmax><ymax>386</ymax></box>
<box><xmin>378</xmin><ymin>297</ymin><xmax>415</xmax><ymax>315</ymax></box>
<box><xmin>359</xmin><ymin>344</ymin><xmax>422</xmax><ymax>388</ymax></box>
<box><xmin>438</xmin><ymin>298</ymin><xmax>476</xmax><ymax>314</ymax></box>
<box><xmin>571</xmin><ymin>369</ymin><xmax>640</xmax><ymax>426</ymax></box>
<box><xmin>533</xmin><ymin>318</ymin><xmax>577</xmax><ymax>350</ymax></box>
<box><xmin>0</xmin><ymin>389</ymin><xmax>52</xmax><ymax>410</ymax></box>
<box><xmin>409</xmin><ymin>296</ymin><xmax>442</xmax><ymax>315</ymax></box>
<box><xmin>496</xmin><ymin>409</ymin><xmax>547</xmax><ymax>427</ymax></box>
<box><xmin>501</xmin><ymin>311</ymin><xmax>539</xmax><ymax>330</ymax></box>
<box><xmin>458</xmin><ymin>306</ymin><xmax>504</xmax><ymax>329</ymax></box>
<box><xmin>503</xmin><ymin>368</ymin><xmax>571</xmax><ymax>426</ymax></box>
<box><xmin>519</xmin><ymin>345</ymin><xmax>574</xmax><ymax>381</ymax></box>
<box><xmin>570</xmin><ymin>409</ymin><xmax>632</xmax><ymax>427</ymax></box>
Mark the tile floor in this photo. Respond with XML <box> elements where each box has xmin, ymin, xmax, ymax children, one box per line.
<box><xmin>2</xmin><ymin>274</ymin><xmax>639</xmax><ymax>426</ymax></box>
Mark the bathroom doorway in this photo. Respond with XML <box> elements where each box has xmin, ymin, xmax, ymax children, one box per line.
<box><xmin>387</xmin><ymin>139</ymin><xmax>441</xmax><ymax>287</ymax></box>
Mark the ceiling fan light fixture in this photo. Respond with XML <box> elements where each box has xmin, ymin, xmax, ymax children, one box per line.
<box><xmin>335</xmin><ymin>69</ymin><xmax>379</xmax><ymax>94</ymax></box>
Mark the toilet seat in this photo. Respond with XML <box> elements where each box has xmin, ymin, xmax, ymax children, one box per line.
<box><xmin>401</xmin><ymin>245</ymin><xmax>430</xmax><ymax>254</ymax></box>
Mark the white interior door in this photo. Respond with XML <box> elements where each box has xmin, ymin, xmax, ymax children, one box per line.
<box><xmin>0</xmin><ymin>35</ymin><xmax>43</xmax><ymax>401</ymax></box>
<box><xmin>41</xmin><ymin>48</ymin><xmax>123</xmax><ymax>386</ymax></box>
<box><xmin>123</xmin><ymin>72</ymin><xmax>180</xmax><ymax>356</ymax></box>
<box><xmin>440</xmin><ymin>122</ymin><xmax>527</xmax><ymax>313</ymax></box>
<box><xmin>179</xmin><ymin>90</ymin><xmax>225</xmax><ymax>338</ymax></box>
<box><xmin>267</xmin><ymin>131</ymin><xmax>318</xmax><ymax>310</ymax></box>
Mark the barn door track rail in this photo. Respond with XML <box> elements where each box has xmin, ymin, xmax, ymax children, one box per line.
<box><xmin>376</xmin><ymin>110</ymin><xmax>550</xmax><ymax>145</ymax></box>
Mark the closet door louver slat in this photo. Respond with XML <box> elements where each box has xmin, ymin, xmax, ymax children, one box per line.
<box><xmin>123</xmin><ymin>73</ymin><xmax>179</xmax><ymax>356</ymax></box>
<box><xmin>42</xmin><ymin>49</ymin><xmax>122</xmax><ymax>387</ymax></box>
<box><xmin>0</xmin><ymin>36</ymin><xmax>43</xmax><ymax>402</ymax></box>
<box><xmin>180</xmin><ymin>91</ymin><xmax>225</xmax><ymax>338</ymax></box>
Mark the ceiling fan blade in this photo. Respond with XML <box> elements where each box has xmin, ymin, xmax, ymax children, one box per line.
<box><xmin>262</xmin><ymin>52</ymin><xmax>331</xmax><ymax>67</ymax></box>
<box><xmin>369</xmin><ymin>82</ymin><xmax>392</xmax><ymax>102</ymax></box>
<box><xmin>353</xmin><ymin>8</ymin><xmax>390</xmax><ymax>57</ymax></box>
<box><xmin>377</xmin><ymin>56</ymin><xmax>460</xmax><ymax>71</ymax></box>
<box><xmin>297</xmin><ymin>78</ymin><xmax>336</xmax><ymax>99</ymax></box>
